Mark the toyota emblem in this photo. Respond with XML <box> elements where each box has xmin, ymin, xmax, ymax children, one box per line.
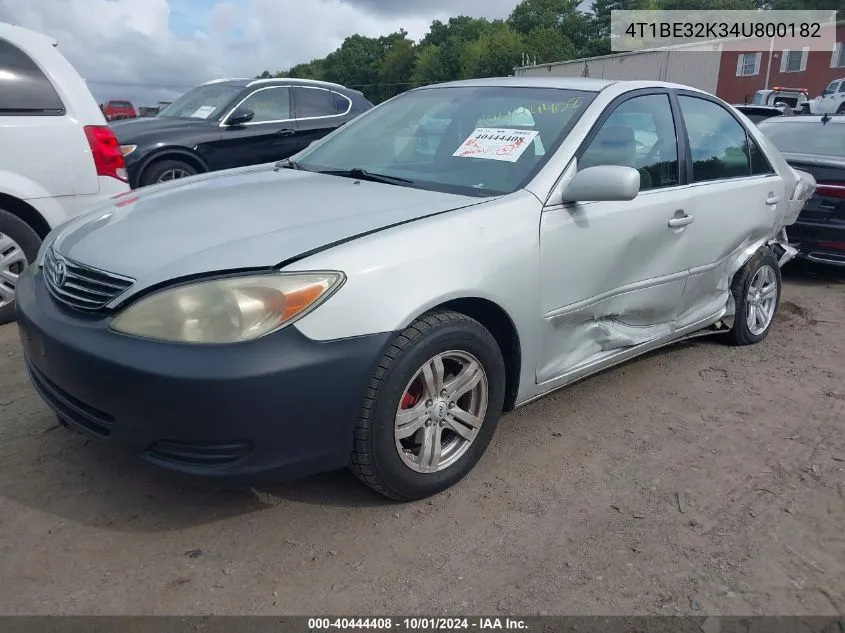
<box><xmin>52</xmin><ymin>260</ymin><xmax>67</xmax><ymax>287</ymax></box>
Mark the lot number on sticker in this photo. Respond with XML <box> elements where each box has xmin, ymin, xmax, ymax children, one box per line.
<box><xmin>453</xmin><ymin>128</ymin><xmax>540</xmax><ymax>163</ymax></box>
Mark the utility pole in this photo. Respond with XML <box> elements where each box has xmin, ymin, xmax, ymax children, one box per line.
<box><xmin>763</xmin><ymin>36</ymin><xmax>774</xmax><ymax>90</ymax></box>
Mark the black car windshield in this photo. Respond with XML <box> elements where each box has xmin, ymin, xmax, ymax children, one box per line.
<box><xmin>157</xmin><ymin>84</ymin><xmax>243</xmax><ymax>120</ymax></box>
<box><xmin>294</xmin><ymin>85</ymin><xmax>596</xmax><ymax>196</ymax></box>
<box><xmin>759</xmin><ymin>120</ymin><xmax>845</xmax><ymax>158</ymax></box>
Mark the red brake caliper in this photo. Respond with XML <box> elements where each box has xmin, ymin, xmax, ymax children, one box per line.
<box><xmin>401</xmin><ymin>380</ymin><xmax>423</xmax><ymax>410</ymax></box>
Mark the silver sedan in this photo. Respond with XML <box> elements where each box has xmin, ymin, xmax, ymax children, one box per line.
<box><xmin>16</xmin><ymin>77</ymin><xmax>815</xmax><ymax>500</ymax></box>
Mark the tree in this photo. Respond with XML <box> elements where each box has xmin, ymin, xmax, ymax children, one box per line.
<box><xmin>420</xmin><ymin>16</ymin><xmax>492</xmax><ymax>48</ymax></box>
<box><xmin>508</xmin><ymin>0</ymin><xmax>593</xmax><ymax>55</ymax></box>
<box><xmin>411</xmin><ymin>45</ymin><xmax>449</xmax><ymax>86</ymax></box>
<box><xmin>520</xmin><ymin>26</ymin><xmax>575</xmax><ymax>65</ymax></box>
<box><xmin>460</xmin><ymin>24</ymin><xmax>525</xmax><ymax>78</ymax></box>
<box><xmin>379</xmin><ymin>36</ymin><xmax>417</xmax><ymax>100</ymax></box>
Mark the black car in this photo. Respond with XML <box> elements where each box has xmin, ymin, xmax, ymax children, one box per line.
<box><xmin>111</xmin><ymin>78</ymin><xmax>373</xmax><ymax>188</ymax></box>
<box><xmin>733</xmin><ymin>104</ymin><xmax>794</xmax><ymax>124</ymax></box>
<box><xmin>758</xmin><ymin>115</ymin><xmax>845</xmax><ymax>267</ymax></box>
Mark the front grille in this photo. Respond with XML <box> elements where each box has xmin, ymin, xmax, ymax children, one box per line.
<box><xmin>43</xmin><ymin>247</ymin><xmax>134</xmax><ymax>312</ymax></box>
<box><xmin>27</xmin><ymin>361</ymin><xmax>114</xmax><ymax>438</ymax></box>
<box><xmin>146</xmin><ymin>440</ymin><xmax>253</xmax><ymax>468</ymax></box>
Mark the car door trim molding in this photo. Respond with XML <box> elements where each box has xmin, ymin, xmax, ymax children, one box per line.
<box><xmin>218</xmin><ymin>85</ymin><xmax>352</xmax><ymax>128</ymax></box>
<box><xmin>542</xmin><ymin>269</ymin><xmax>690</xmax><ymax>320</ymax></box>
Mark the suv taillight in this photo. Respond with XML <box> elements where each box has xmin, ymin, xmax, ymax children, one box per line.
<box><xmin>84</xmin><ymin>125</ymin><xmax>128</xmax><ymax>183</ymax></box>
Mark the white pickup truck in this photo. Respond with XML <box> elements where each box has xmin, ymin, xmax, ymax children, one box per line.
<box><xmin>801</xmin><ymin>78</ymin><xmax>845</xmax><ymax>114</ymax></box>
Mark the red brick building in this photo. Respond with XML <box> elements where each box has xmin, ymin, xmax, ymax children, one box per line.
<box><xmin>717</xmin><ymin>23</ymin><xmax>845</xmax><ymax>103</ymax></box>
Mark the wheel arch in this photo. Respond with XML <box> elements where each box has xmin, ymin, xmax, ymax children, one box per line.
<box><xmin>427</xmin><ymin>297</ymin><xmax>522</xmax><ymax>413</ymax></box>
<box><xmin>0</xmin><ymin>192</ymin><xmax>51</xmax><ymax>238</ymax></box>
<box><xmin>136</xmin><ymin>148</ymin><xmax>209</xmax><ymax>186</ymax></box>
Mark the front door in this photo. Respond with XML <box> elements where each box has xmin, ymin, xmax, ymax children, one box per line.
<box><xmin>537</xmin><ymin>91</ymin><xmax>692</xmax><ymax>384</ymax></box>
<box><xmin>211</xmin><ymin>86</ymin><xmax>300</xmax><ymax>170</ymax></box>
<box><xmin>671</xmin><ymin>93</ymin><xmax>787</xmax><ymax>324</ymax></box>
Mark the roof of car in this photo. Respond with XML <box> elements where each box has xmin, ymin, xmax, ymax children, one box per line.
<box><xmin>420</xmin><ymin>76</ymin><xmax>706</xmax><ymax>94</ymax></box>
<box><xmin>0</xmin><ymin>21</ymin><xmax>58</xmax><ymax>48</ymax></box>
<box><xmin>202</xmin><ymin>77</ymin><xmax>348</xmax><ymax>90</ymax></box>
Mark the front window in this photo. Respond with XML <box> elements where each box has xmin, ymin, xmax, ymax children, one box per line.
<box><xmin>294</xmin><ymin>85</ymin><xmax>595</xmax><ymax>197</ymax></box>
<box><xmin>751</xmin><ymin>91</ymin><xmax>766</xmax><ymax>105</ymax></box>
<box><xmin>157</xmin><ymin>84</ymin><xmax>243</xmax><ymax>120</ymax></box>
<box><xmin>759</xmin><ymin>121</ymin><xmax>845</xmax><ymax>158</ymax></box>
<box><xmin>824</xmin><ymin>81</ymin><xmax>839</xmax><ymax>95</ymax></box>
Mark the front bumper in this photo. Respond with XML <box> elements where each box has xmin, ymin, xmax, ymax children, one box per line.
<box><xmin>15</xmin><ymin>267</ymin><xmax>393</xmax><ymax>481</ymax></box>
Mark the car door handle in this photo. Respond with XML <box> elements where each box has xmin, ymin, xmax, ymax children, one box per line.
<box><xmin>765</xmin><ymin>195</ymin><xmax>781</xmax><ymax>206</ymax></box>
<box><xmin>276</xmin><ymin>128</ymin><xmax>296</xmax><ymax>136</ymax></box>
<box><xmin>668</xmin><ymin>212</ymin><xmax>695</xmax><ymax>228</ymax></box>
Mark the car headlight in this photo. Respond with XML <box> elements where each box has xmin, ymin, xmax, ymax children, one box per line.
<box><xmin>110</xmin><ymin>272</ymin><xmax>345</xmax><ymax>344</ymax></box>
<box><xmin>119</xmin><ymin>145</ymin><xmax>137</xmax><ymax>156</ymax></box>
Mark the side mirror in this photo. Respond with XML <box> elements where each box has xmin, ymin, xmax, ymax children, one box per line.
<box><xmin>226</xmin><ymin>107</ymin><xmax>255</xmax><ymax>126</ymax></box>
<box><xmin>562</xmin><ymin>164</ymin><xmax>641</xmax><ymax>203</ymax></box>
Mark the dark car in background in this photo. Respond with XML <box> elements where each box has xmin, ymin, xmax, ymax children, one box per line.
<box><xmin>110</xmin><ymin>78</ymin><xmax>373</xmax><ymax>188</ymax></box>
<box><xmin>734</xmin><ymin>103</ymin><xmax>794</xmax><ymax>124</ymax></box>
<box><xmin>758</xmin><ymin>115</ymin><xmax>845</xmax><ymax>267</ymax></box>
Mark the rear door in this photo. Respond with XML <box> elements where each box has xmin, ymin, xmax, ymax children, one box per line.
<box><xmin>0</xmin><ymin>36</ymin><xmax>99</xmax><ymax>197</ymax></box>
<box><xmin>673</xmin><ymin>92</ymin><xmax>786</xmax><ymax>322</ymax></box>
<box><xmin>293</xmin><ymin>87</ymin><xmax>352</xmax><ymax>150</ymax></box>
<box><xmin>212</xmin><ymin>85</ymin><xmax>299</xmax><ymax>169</ymax></box>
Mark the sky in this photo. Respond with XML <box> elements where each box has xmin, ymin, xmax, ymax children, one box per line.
<box><xmin>0</xmin><ymin>0</ymin><xmax>523</xmax><ymax>108</ymax></box>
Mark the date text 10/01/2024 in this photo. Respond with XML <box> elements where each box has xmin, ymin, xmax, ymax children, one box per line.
<box><xmin>307</xmin><ymin>618</ymin><xmax>528</xmax><ymax>630</ymax></box>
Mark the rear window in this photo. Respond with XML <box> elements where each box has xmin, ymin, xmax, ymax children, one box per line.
<box><xmin>759</xmin><ymin>121</ymin><xmax>845</xmax><ymax>158</ymax></box>
<box><xmin>0</xmin><ymin>38</ymin><xmax>65</xmax><ymax>115</ymax></box>
<box><xmin>110</xmin><ymin>101</ymin><xmax>132</xmax><ymax>108</ymax></box>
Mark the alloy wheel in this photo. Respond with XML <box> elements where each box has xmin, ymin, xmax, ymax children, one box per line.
<box><xmin>745</xmin><ymin>264</ymin><xmax>778</xmax><ymax>336</ymax></box>
<box><xmin>394</xmin><ymin>350</ymin><xmax>489</xmax><ymax>474</ymax></box>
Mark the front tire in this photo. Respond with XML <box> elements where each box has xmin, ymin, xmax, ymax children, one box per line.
<box><xmin>728</xmin><ymin>248</ymin><xmax>781</xmax><ymax>346</ymax></box>
<box><xmin>351</xmin><ymin>311</ymin><xmax>506</xmax><ymax>501</ymax></box>
<box><xmin>0</xmin><ymin>209</ymin><xmax>41</xmax><ymax>325</ymax></box>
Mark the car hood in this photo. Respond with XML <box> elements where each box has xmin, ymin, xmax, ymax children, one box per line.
<box><xmin>110</xmin><ymin>116</ymin><xmax>210</xmax><ymax>142</ymax></box>
<box><xmin>50</xmin><ymin>164</ymin><xmax>489</xmax><ymax>298</ymax></box>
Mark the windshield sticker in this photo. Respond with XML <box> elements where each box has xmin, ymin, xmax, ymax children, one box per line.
<box><xmin>453</xmin><ymin>128</ymin><xmax>540</xmax><ymax>162</ymax></box>
<box><xmin>191</xmin><ymin>106</ymin><xmax>217</xmax><ymax>119</ymax></box>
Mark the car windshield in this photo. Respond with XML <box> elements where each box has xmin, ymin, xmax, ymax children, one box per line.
<box><xmin>157</xmin><ymin>84</ymin><xmax>243</xmax><ymax>120</ymax></box>
<box><xmin>752</xmin><ymin>92</ymin><xmax>766</xmax><ymax>104</ymax></box>
<box><xmin>759</xmin><ymin>121</ymin><xmax>845</xmax><ymax>157</ymax></box>
<box><xmin>294</xmin><ymin>85</ymin><xmax>596</xmax><ymax>197</ymax></box>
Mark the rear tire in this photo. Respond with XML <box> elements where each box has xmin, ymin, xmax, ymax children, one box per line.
<box><xmin>350</xmin><ymin>310</ymin><xmax>506</xmax><ymax>501</ymax></box>
<box><xmin>140</xmin><ymin>159</ymin><xmax>199</xmax><ymax>187</ymax></box>
<box><xmin>0</xmin><ymin>209</ymin><xmax>41</xmax><ymax>326</ymax></box>
<box><xmin>728</xmin><ymin>248</ymin><xmax>781</xmax><ymax>346</ymax></box>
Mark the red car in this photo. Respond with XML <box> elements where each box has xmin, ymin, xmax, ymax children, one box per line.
<box><xmin>101</xmin><ymin>100</ymin><xmax>136</xmax><ymax>121</ymax></box>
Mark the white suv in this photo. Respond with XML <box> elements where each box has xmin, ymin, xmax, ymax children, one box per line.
<box><xmin>0</xmin><ymin>22</ymin><xmax>130</xmax><ymax>323</ymax></box>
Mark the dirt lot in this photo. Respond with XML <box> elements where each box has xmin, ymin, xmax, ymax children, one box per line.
<box><xmin>0</xmin><ymin>264</ymin><xmax>843</xmax><ymax>616</ymax></box>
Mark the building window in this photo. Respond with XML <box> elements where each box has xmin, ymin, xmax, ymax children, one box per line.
<box><xmin>736</xmin><ymin>53</ymin><xmax>760</xmax><ymax>77</ymax></box>
<box><xmin>832</xmin><ymin>42</ymin><xmax>845</xmax><ymax>68</ymax></box>
<box><xmin>780</xmin><ymin>48</ymin><xmax>808</xmax><ymax>73</ymax></box>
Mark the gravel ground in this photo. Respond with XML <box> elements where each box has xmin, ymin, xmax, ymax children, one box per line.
<box><xmin>0</xmin><ymin>262</ymin><xmax>843</xmax><ymax>616</ymax></box>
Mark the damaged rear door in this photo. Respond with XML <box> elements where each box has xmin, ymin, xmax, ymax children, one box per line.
<box><xmin>672</xmin><ymin>93</ymin><xmax>788</xmax><ymax>325</ymax></box>
<box><xmin>537</xmin><ymin>91</ymin><xmax>692</xmax><ymax>384</ymax></box>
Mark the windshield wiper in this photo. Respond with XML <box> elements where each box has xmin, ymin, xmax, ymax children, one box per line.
<box><xmin>316</xmin><ymin>167</ymin><xmax>414</xmax><ymax>186</ymax></box>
